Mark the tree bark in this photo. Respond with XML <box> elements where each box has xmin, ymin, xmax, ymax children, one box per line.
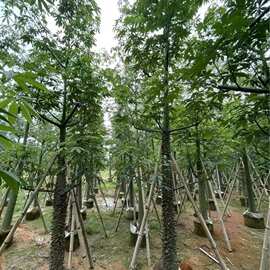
<box><xmin>242</xmin><ymin>148</ymin><xmax>256</xmax><ymax>212</ymax></box>
<box><xmin>161</xmin><ymin>128</ymin><xmax>178</xmax><ymax>270</ymax></box>
<box><xmin>160</xmin><ymin>13</ymin><xmax>178</xmax><ymax>269</ymax></box>
<box><xmin>49</xmin><ymin>126</ymin><xmax>67</xmax><ymax>270</ymax></box>
<box><xmin>196</xmin><ymin>129</ymin><xmax>209</xmax><ymax>220</ymax></box>
<box><xmin>1</xmin><ymin>122</ymin><xmax>30</xmax><ymax>232</ymax></box>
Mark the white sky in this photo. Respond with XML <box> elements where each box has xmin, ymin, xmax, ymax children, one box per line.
<box><xmin>95</xmin><ymin>0</ymin><xmax>120</xmax><ymax>52</ymax></box>
<box><xmin>94</xmin><ymin>0</ymin><xmax>211</xmax><ymax>132</ymax></box>
<box><xmin>94</xmin><ymin>1</ymin><xmax>121</xmax><ymax>133</ymax></box>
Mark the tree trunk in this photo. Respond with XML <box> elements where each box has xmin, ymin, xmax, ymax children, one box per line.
<box><xmin>161</xmin><ymin>128</ymin><xmax>177</xmax><ymax>270</ymax></box>
<box><xmin>137</xmin><ymin>169</ymin><xmax>144</xmax><ymax>226</ymax></box>
<box><xmin>108</xmin><ymin>153</ymin><xmax>112</xmax><ymax>182</ymax></box>
<box><xmin>242</xmin><ymin>148</ymin><xmax>256</xmax><ymax>212</ymax></box>
<box><xmin>160</xmin><ymin>13</ymin><xmax>178</xmax><ymax>269</ymax></box>
<box><xmin>196</xmin><ymin>128</ymin><xmax>208</xmax><ymax>220</ymax></box>
<box><xmin>49</xmin><ymin>126</ymin><xmax>67</xmax><ymax>270</ymax></box>
<box><xmin>1</xmin><ymin>122</ymin><xmax>30</xmax><ymax>232</ymax></box>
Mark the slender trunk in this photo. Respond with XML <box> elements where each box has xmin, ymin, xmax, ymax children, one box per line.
<box><xmin>186</xmin><ymin>149</ymin><xmax>194</xmax><ymax>192</ymax></box>
<box><xmin>161</xmin><ymin>127</ymin><xmax>177</xmax><ymax>270</ymax></box>
<box><xmin>137</xmin><ymin>169</ymin><xmax>144</xmax><ymax>226</ymax></box>
<box><xmin>85</xmin><ymin>178</ymin><xmax>91</xmax><ymax>200</ymax></box>
<box><xmin>196</xmin><ymin>127</ymin><xmax>208</xmax><ymax>220</ymax></box>
<box><xmin>108</xmin><ymin>153</ymin><xmax>112</xmax><ymax>182</ymax></box>
<box><xmin>129</xmin><ymin>179</ymin><xmax>134</xmax><ymax>208</ymax></box>
<box><xmin>160</xmin><ymin>14</ymin><xmax>178</xmax><ymax>269</ymax></box>
<box><xmin>239</xmin><ymin>163</ymin><xmax>248</xmax><ymax>197</ymax></box>
<box><xmin>77</xmin><ymin>180</ymin><xmax>82</xmax><ymax>209</ymax></box>
<box><xmin>1</xmin><ymin>189</ymin><xmax>18</xmax><ymax>231</ymax></box>
<box><xmin>128</xmin><ymin>156</ymin><xmax>135</xmax><ymax>207</ymax></box>
<box><xmin>49</xmin><ymin>126</ymin><xmax>67</xmax><ymax>270</ymax></box>
<box><xmin>242</xmin><ymin>148</ymin><xmax>256</xmax><ymax>212</ymax></box>
<box><xmin>1</xmin><ymin>122</ymin><xmax>30</xmax><ymax>232</ymax></box>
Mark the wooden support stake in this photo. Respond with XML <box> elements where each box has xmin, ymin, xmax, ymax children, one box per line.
<box><xmin>129</xmin><ymin>164</ymin><xmax>158</xmax><ymax>270</ymax></box>
<box><xmin>68</xmin><ymin>195</ymin><xmax>76</xmax><ymax>269</ymax></box>
<box><xmin>0</xmin><ymin>155</ymin><xmax>57</xmax><ymax>255</ymax></box>
<box><xmin>73</xmin><ymin>189</ymin><xmax>94</xmax><ymax>269</ymax></box>
<box><xmin>151</xmin><ymin>197</ymin><xmax>161</xmax><ymax>227</ymax></box>
<box><xmin>221</xmin><ymin>171</ymin><xmax>238</xmax><ymax>220</ymax></box>
<box><xmin>176</xmin><ymin>192</ymin><xmax>187</xmax><ymax>224</ymax></box>
<box><xmin>35</xmin><ymin>196</ymin><xmax>48</xmax><ymax>233</ymax></box>
<box><xmin>0</xmin><ymin>188</ymin><xmax>9</xmax><ymax>218</ymax></box>
<box><xmin>171</xmin><ymin>156</ymin><xmax>229</xmax><ymax>270</ymax></box>
<box><xmin>199</xmin><ymin>247</ymin><xmax>220</xmax><ymax>264</ymax></box>
<box><xmin>92</xmin><ymin>193</ymin><xmax>108</xmax><ymax>238</ymax></box>
<box><xmin>216</xmin><ymin>167</ymin><xmax>231</xmax><ymax>216</ymax></box>
<box><xmin>114</xmin><ymin>180</ymin><xmax>132</xmax><ymax>233</ymax></box>
<box><xmin>98</xmin><ymin>182</ymin><xmax>108</xmax><ymax>208</ymax></box>
<box><xmin>259</xmin><ymin>197</ymin><xmax>270</xmax><ymax>270</ymax></box>
<box><xmin>208</xmin><ymin>181</ymin><xmax>232</xmax><ymax>252</ymax></box>
<box><xmin>142</xmin><ymin>179</ymin><xmax>151</xmax><ymax>267</ymax></box>
<box><xmin>112</xmin><ymin>185</ymin><xmax>120</xmax><ymax>216</ymax></box>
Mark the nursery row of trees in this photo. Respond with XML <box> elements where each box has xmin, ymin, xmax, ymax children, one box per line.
<box><xmin>0</xmin><ymin>0</ymin><xmax>269</xmax><ymax>270</ymax></box>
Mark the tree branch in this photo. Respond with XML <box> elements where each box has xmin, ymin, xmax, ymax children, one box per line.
<box><xmin>131</xmin><ymin>122</ymin><xmax>160</xmax><ymax>133</ymax></box>
<box><xmin>154</xmin><ymin>117</ymin><xmax>163</xmax><ymax>131</ymax></box>
<box><xmin>254</xmin><ymin>118</ymin><xmax>270</xmax><ymax>136</ymax></box>
<box><xmin>39</xmin><ymin>113</ymin><xmax>61</xmax><ymax>127</ymax></box>
<box><xmin>63</xmin><ymin>103</ymin><xmax>80</xmax><ymax>125</ymax></box>
<box><xmin>48</xmin><ymin>111</ymin><xmax>61</xmax><ymax>124</ymax></box>
<box><xmin>170</xmin><ymin>121</ymin><xmax>201</xmax><ymax>133</ymax></box>
<box><xmin>253</xmin><ymin>143</ymin><xmax>270</xmax><ymax>161</ymax></box>
<box><xmin>217</xmin><ymin>85</ymin><xmax>269</xmax><ymax>94</ymax></box>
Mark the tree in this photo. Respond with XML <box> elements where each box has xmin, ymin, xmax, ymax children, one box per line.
<box><xmin>117</xmin><ymin>1</ymin><xmax>205</xmax><ymax>268</ymax></box>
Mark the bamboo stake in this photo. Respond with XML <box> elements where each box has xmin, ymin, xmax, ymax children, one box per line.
<box><xmin>73</xmin><ymin>189</ymin><xmax>94</xmax><ymax>269</ymax></box>
<box><xmin>114</xmin><ymin>179</ymin><xmax>132</xmax><ymax>232</ymax></box>
<box><xmin>0</xmin><ymin>188</ymin><xmax>9</xmax><ymax>218</ymax></box>
<box><xmin>68</xmin><ymin>195</ymin><xmax>76</xmax><ymax>269</ymax></box>
<box><xmin>248</xmin><ymin>155</ymin><xmax>269</xmax><ymax>197</ymax></box>
<box><xmin>258</xmin><ymin>173</ymin><xmax>270</xmax><ymax>211</ymax></box>
<box><xmin>259</xmin><ymin>197</ymin><xmax>270</xmax><ymax>270</ymax></box>
<box><xmin>92</xmin><ymin>193</ymin><xmax>108</xmax><ymax>238</ymax></box>
<box><xmin>35</xmin><ymin>196</ymin><xmax>48</xmax><ymax>233</ymax></box>
<box><xmin>112</xmin><ymin>185</ymin><xmax>120</xmax><ymax>216</ymax></box>
<box><xmin>221</xmin><ymin>170</ymin><xmax>238</xmax><ymax>220</ymax></box>
<box><xmin>21</xmin><ymin>191</ymin><xmax>31</xmax><ymax>224</ymax></box>
<box><xmin>98</xmin><ymin>181</ymin><xmax>108</xmax><ymax>208</ymax></box>
<box><xmin>199</xmin><ymin>247</ymin><xmax>220</xmax><ymax>264</ymax></box>
<box><xmin>43</xmin><ymin>189</ymin><xmax>48</xmax><ymax>208</ymax></box>
<box><xmin>176</xmin><ymin>192</ymin><xmax>187</xmax><ymax>224</ymax></box>
<box><xmin>216</xmin><ymin>167</ymin><xmax>231</xmax><ymax>216</ymax></box>
<box><xmin>208</xmin><ymin>181</ymin><xmax>232</xmax><ymax>252</ymax></box>
<box><xmin>142</xmin><ymin>178</ymin><xmax>151</xmax><ymax>267</ymax></box>
<box><xmin>129</xmin><ymin>164</ymin><xmax>158</xmax><ymax>270</ymax></box>
<box><xmin>151</xmin><ymin>197</ymin><xmax>161</xmax><ymax>227</ymax></box>
<box><xmin>171</xmin><ymin>156</ymin><xmax>229</xmax><ymax>270</ymax></box>
<box><xmin>0</xmin><ymin>155</ymin><xmax>57</xmax><ymax>255</ymax></box>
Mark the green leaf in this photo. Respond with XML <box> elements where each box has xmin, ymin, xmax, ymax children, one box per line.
<box><xmin>13</xmin><ymin>72</ymin><xmax>48</xmax><ymax>93</ymax></box>
<box><xmin>20</xmin><ymin>103</ymin><xmax>32</xmax><ymax>123</ymax></box>
<box><xmin>0</xmin><ymin>124</ymin><xmax>16</xmax><ymax>133</ymax></box>
<box><xmin>0</xmin><ymin>98</ymin><xmax>12</xmax><ymax>109</ymax></box>
<box><xmin>0</xmin><ymin>134</ymin><xmax>13</xmax><ymax>148</ymax></box>
<box><xmin>8</xmin><ymin>102</ymin><xmax>18</xmax><ymax>124</ymax></box>
<box><xmin>0</xmin><ymin>108</ymin><xmax>17</xmax><ymax>119</ymax></box>
<box><xmin>22</xmin><ymin>101</ymin><xmax>37</xmax><ymax>117</ymax></box>
<box><xmin>0</xmin><ymin>114</ymin><xmax>11</xmax><ymax>124</ymax></box>
<box><xmin>0</xmin><ymin>169</ymin><xmax>20</xmax><ymax>191</ymax></box>
<box><xmin>13</xmin><ymin>73</ymin><xmax>30</xmax><ymax>93</ymax></box>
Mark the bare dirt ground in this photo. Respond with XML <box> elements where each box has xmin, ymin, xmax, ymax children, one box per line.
<box><xmin>0</xmin><ymin>194</ymin><xmax>265</xmax><ymax>270</ymax></box>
